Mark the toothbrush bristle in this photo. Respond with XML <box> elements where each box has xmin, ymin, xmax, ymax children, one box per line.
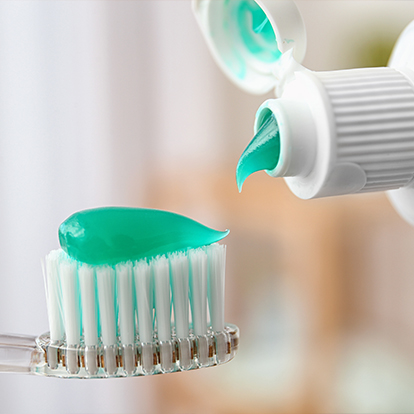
<box><xmin>42</xmin><ymin>243</ymin><xmax>238</xmax><ymax>378</ymax></box>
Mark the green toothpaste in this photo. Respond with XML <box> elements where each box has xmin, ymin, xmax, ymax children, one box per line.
<box><xmin>236</xmin><ymin>112</ymin><xmax>280</xmax><ymax>191</ymax></box>
<box><xmin>59</xmin><ymin>207</ymin><xmax>229</xmax><ymax>265</ymax></box>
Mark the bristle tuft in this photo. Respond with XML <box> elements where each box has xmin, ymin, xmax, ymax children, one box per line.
<box><xmin>44</xmin><ymin>243</ymin><xmax>229</xmax><ymax>375</ymax></box>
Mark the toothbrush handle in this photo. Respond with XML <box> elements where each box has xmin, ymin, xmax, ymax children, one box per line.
<box><xmin>0</xmin><ymin>333</ymin><xmax>37</xmax><ymax>347</ymax></box>
<box><xmin>0</xmin><ymin>334</ymin><xmax>41</xmax><ymax>373</ymax></box>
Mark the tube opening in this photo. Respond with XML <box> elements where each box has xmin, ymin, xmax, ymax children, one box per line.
<box><xmin>255</xmin><ymin>107</ymin><xmax>274</xmax><ymax>132</ymax></box>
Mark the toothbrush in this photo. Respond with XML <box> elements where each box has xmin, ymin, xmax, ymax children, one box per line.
<box><xmin>0</xmin><ymin>207</ymin><xmax>239</xmax><ymax>378</ymax></box>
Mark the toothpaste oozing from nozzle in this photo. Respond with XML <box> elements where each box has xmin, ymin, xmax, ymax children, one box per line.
<box><xmin>236</xmin><ymin>113</ymin><xmax>280</xmax><ymax>192</ymax></box>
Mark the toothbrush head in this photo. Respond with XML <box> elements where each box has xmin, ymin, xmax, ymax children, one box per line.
<box><xmin>36</xmin><ymin>208</ymin><xmax>238</xmax><ymax>378</ymax></box>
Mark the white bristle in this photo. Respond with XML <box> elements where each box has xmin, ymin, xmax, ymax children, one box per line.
<box><xmin>152</xmin><ymin>256</ymin><xmax>171</xmax><ymax>342</ymax></box>
<box><xmin>170</xmin><ymin>251</ymin><xmax>190</xmax><ymax>339</ymax></box>
<box><xmin>78</xmin><ymin>263</ymin><xmax>98</xmax><ymax>346</ymax></box>
<box><xmin>207</xmin><ymin>244</ymin><xmax>226</xmax><ymax>333</ymax></box>
<box><xmin>133</xmin><ymin>260</ymin><xmax>153</xmax><ymax>343</ymax></box>
<box><xmin>189</xmin><ymin>248</ymin><xmax>208</xmax><ymax>336</ymax></box>
<box><xmin>96</xmin><ymin>266</ymin><xmax>117</xmax><ymax>346</ymax></box>
<box><xmin>44</xmin><ymin>243</ymin><xmax>228</xmax><ymax>373</ymax></box>
<box><xmin>115</xmin><ymin>262</ymin><xmax>135</xmax><ymax>345</ymax></box>
<box><xmin>59</xmin><ymin>258</ymin><xmax>81</xmax><ymax>346</ymax></box>
<box><xmin>45</xmin><ymin>250</ymin><xmax>64</xmax><ymax>343</ymax></box>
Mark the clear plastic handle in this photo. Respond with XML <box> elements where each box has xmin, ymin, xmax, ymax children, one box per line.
<box><xmin>0</xmin><ymin>334</ymin><xmax>41</xmax><ymax>373</ymax></box>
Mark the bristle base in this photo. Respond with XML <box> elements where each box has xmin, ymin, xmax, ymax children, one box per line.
<box><xmin>32</xmin><ymin>324</ymin><xmax>239</xmax><ymax>379</ymax></box>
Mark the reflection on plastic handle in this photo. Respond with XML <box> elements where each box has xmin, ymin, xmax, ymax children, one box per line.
<box><xmin>0</xmin><ymin>335</ymin><xmax>40</xmax><ymax>374</ymax></box>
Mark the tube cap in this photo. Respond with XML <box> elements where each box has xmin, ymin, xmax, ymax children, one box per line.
<box><xmin>192</xmin><ymin>0</ymin><xmax>306</xmax><ymax>95</ymax></box>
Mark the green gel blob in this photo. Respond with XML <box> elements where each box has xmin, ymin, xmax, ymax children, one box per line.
<box><xmin>236</xmin><ymin>113</ymin><xmax>280</xmax><ymax>192</ymax></box>
<box><xmin>59</xmin><ymin>207</ymin><xmax>229</xmax><ymax>265</ymax></box>
<box><xmin>236</xmin><ymin>0</ymin><xmax>281</xmax><ymax>64</ymax></box>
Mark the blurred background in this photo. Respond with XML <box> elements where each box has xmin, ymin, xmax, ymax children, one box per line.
<box><xmin>1</xmin><ymin>1</ymin><xmax>414</xmax><ymax>413</ymax></box>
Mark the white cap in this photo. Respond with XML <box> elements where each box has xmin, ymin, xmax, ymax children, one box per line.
<box><xmin>192</xmin><ymin>0</ymin><xmax>306</xmax><ymax>95</ymax></box>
